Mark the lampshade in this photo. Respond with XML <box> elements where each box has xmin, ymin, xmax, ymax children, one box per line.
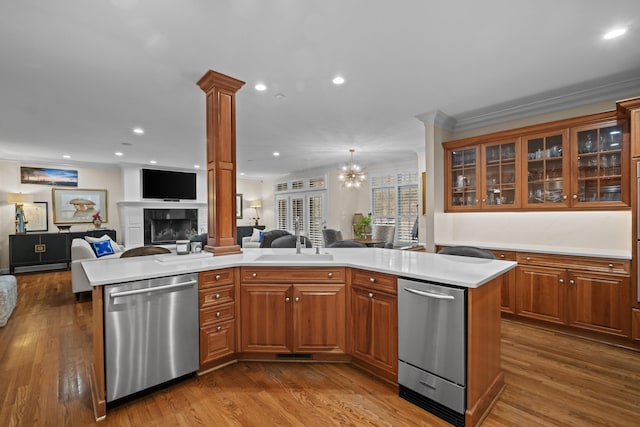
<box><xmin>249</xmin><ymin>200</ymin><xmax>262</xmax><ymax>208</ymax></box>
<box><xmin>7</xmin><ymin>192</ymin><xmax>34</xmax><ymax>205</ymax></box>
<box><xmin>338</xmin><ymin>149</ymin><xmax>366</xmax><ymax>188</ymax></box>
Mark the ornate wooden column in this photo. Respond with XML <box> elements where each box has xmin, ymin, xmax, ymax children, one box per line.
<box><xmin>197</xmin><ymin>70</ymin><xmax>245</xmax><ymax>255</ymax></box>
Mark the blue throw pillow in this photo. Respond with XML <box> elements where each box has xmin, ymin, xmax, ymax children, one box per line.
<box><xmin>91</xmin><ymin>240</ymin><xmax>115</xmax><ymax>258</ymax></box>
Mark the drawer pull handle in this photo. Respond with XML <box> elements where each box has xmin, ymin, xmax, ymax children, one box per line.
<box><xmin>216</xmin><ymin>311</ymin><xmax>221</xmax><ymax>318</ymax></box>
<box><xmin>559</xmin><ymin>279</ymin><xmax>564</xmax><ymax>284</ymax></box>
<box><xmin>526</xmin><ymin>257</ymin><xmax>531</xmax><ymax>261</ymax></box>
<box><xmin>608</xmin><ymin>263</ymin><xmax>614</xmax><ymax>268</ymax></box>
<box><xmin>328</xmin><ymin>272</ymin><xmax>333</xmax><ymax>278</ymax></box>
<box><xmin>252</xmin><ymin>272</ymin><xmax>257</xmax><ymax>278</ymax></box>
<box><xmin>215</xmin><ymin>274</ymin><xmax>221</xmax><ymax>280</ymax></box>
<box><xmin>569</xmin><ymin>279</ymin><xmax>575</xmax><ymax>285</ymax></box>
<box><xmin>500</xmin><ymin>254</ymin><xmax>505</xmax><ymax>258</ymax></box>
<box><xmin>285</xmin><ymin>297</ymin><xmax>290</xmax><ymax>302</ymax></box>
<box><xmin>368</xmin><ymin>293</ymin><xmax>374</xmax><ymax>298</ymax></box>
<box><xmin>370</xmin><ymin>277</ymin><xmax>376</xmax><ymax>283</ymax></box>
<box><xmin>295</xmin><ymin>296</ymin><xmax>300</xmax><ymax>302</ymax></box>
<box><xmin>217</xmin><ymin>326</ymin><xmax>222</xmax><ymax>332</ymax></box>
<box><xmin>215</xmin><ymin>293</ymin><xmax>220</xmax><ymax>299</ymax></box>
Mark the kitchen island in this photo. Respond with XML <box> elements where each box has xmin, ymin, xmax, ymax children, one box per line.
<box><xmin>84</xmin><ymin>248</ymin><xmax>516</xmax><ymax>426</ymax></box>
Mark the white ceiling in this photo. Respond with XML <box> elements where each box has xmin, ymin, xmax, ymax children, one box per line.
<box><xmin>1</xmin><ymin>0</ymin><xmax>640</xmax><ymax>180</ymax></box>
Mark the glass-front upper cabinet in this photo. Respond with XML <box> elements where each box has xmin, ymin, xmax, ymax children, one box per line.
<box><xmin>481</xmin><ymin>139</ymin><xmax>520</xmax><ymax>209</ymax></box>
<box><xmin>570</xmin><ymin>120</ymin><xmax>629</xmax><ymax>207</ymax></box>
<box><xmin>446</xmin><ymin>146</ymin><xmax>480</xmax><ymax>210</ymax></box>
<box><xmin>521</xmin><ymin>129</ymin><xmax>570</xmax><ymax>208</ymax></box>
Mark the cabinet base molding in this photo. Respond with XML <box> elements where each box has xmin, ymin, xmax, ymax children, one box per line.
<box><xmin>351</xmin><ymin>357</ymin><xmax>397</xmax><ymax>385</ymax></box>
<box><xmin>198</xmin><ymin>355</ymin><xmax>237</xmax><ymax>375</ymax></box>
<box><xmin>237</xmin><ymin>352</ymin><xmax>352</xmax><ymax>363</ymax></box>
<box><xmin>465</xmin><ymin>372</ymin><xmax>505</xmax><ymax>427</ymax></box>
<box><xmin>502</xmin><ymin>314</ymin><xmax>640</xmax><ymax>352</ymax></box>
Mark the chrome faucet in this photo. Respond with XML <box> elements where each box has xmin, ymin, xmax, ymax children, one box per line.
<box><xmin>294</xmin><ymin>216</ymin><xmax>302</xmax><ymax>254</ymax></box>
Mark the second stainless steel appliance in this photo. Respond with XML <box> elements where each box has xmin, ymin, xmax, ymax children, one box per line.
<box><xmin>104</xmin><ymin>273</ymin><xmax>199</xmax><ymax>402</ymax></box>
<box><xmin>398</xmin><ymin>277</ymin><xmax>467</xmax><ymax>427</ymax></box>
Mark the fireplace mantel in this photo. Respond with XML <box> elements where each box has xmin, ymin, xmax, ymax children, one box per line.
<box><xmin>117</xmin><ymin>200</ymin><xmax>208</xmax><ymax>247</ymax></box>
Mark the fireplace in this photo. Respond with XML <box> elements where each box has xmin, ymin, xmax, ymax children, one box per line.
<box><xmin>144</xmin><ymin>209</ymin><xmax>198</xmax><ymax>245</ymax></box>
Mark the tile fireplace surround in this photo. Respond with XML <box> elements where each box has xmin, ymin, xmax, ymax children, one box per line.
<box><xmin>117</xmin><ymin>201</ymin><xmax>207</xmax><ymax>248</ymax></box>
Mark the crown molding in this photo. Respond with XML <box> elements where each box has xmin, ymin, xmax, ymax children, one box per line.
<box><xmin>450</xmin><ymin>70</ymin><xmax>640</xmax><ymax>133</ymax></box>
<box><xmin>415</xmin><ymin>110</ymin><xmax>456</xmax><ymax>132</ymax></box>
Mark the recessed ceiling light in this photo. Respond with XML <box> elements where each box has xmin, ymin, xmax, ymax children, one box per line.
<box><xmin>133</xmin><ymin>127</ymin><xmax>145</xmax><ymax>135</ymax></box>
<box><xmin>62</xmin><ymin>154</ymin><xmax>71</xmax><ymax>159</ymax></box>
<box><xmin>115</xmin><ymin>152</ymin><xmax>123</xmax><ymax>156</ymax></box>
<box><xmin>603</xmin><ymin>27</ymin><xmax>627</xmax><ymax>40</ymax></box>
<box><xmin>274</xmin><ymin>93</ymin><xmax>285</xmax><ymax>99</ymax></box>
<box><xmin>332</xmin><ymin>76</ymin><xmax>345</xmax><ymax>85</ymax></box>
<box><xmin>194</xmin><ymin>164</ymin><xmax>200</xmax><ymax>169</ymax></box>
<box><xmin>273</xmin><ymin>152</ymin><xmax>280</xmax><ymax>157</ymax></box>
<box><xmin>255</xmin><ymin>83</ymin><xmax>267</xmax><ymax>91</ymax></box>
<box><xmin>150</xmin><ymin>160</ymin><xmax>157</xmax><ymax>164</ymax></box>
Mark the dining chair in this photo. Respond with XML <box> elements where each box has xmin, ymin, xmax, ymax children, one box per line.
<box><xmin>371</xmin><ymin>225</ymin><xmax>396</xmax><ymax>248</ymax></box>
<box><xmin>322</xmin><ymin>229</ymin><xmax>343</xmax><ymax>247</ymax></box>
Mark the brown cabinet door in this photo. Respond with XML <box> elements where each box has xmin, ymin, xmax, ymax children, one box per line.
<box><xmin>292</xmin><ymin>284</ymin><xmax>345</xmax><ymax>353</ymax></box>
<box><xmin>351</xmin><ymin>286</ymin><xmax>397</xmax><ymax>376</ymax></box>
<box><xmin>240</xmin><ymin>284</ymin><xmax>292</xmax><ymax>352</ymax></box>
<box><xmin>567</xmin><ymin>271</ymin><xmax>630</xmax><ymax>337</ymax></box>
<box><xmin>481</xmin><ymin>139</ymin><xmax>520</xmax><ymax>209</ymax></box>
<box><xmin>521</xmin><ymin>129</ymin><xmax>571</xmax><ymax>208</ymax></box>
<box><xmin>516</xmin><ymin>265</ymin><xmax>567</xmax><ymax>324</ymax></box>
<box><xmin>446</xmin><ymin>146</ymin><xmax>481</xmax><ymax>210</ymax></box>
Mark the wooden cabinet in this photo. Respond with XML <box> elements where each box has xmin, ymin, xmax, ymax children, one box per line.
<box><xmin>199</xmin><ymin>269</ymin><xmax>237</xmax><ymax>369</ymax></box>
<box><xmin>350</xmin><ymin>269</ymin><xmax>398</xmax><ymax>382</ymax></box>
<box><xmin>444</xmin><ymin>111</ymin><xmax>630</xmax><ymax>211</ymax></box>
<box><xmin>240</xmin><ymin>267</ymin><xmax>346</xmax><ymax>354</ymax></box>
<box><xmin>488</xmin><ymin>250</ymin><xmax>517</xmax><ymax>313</ymax></box>
<box><xmin>516</xmin><ymin>253</ymin><xmax>631</xmax><ymax>337</ymax></box>
<box><xmin>632</xmin><ymin>309</ymin><xmax>640</xmax><ymax>341</ymax></box>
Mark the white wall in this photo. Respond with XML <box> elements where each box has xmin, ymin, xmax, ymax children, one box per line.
<box><xmin>236</xmin><ymin>178</ymin><xmax>275</xmax><ymax>229</ymax></box>
<box><xmin>0</xmin><ymin>160</ymin><xmax>123</xmax><ymax>271</ymax></box>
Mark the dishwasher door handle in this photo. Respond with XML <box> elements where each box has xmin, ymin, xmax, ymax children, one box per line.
<box><xmin>403</xmin><ymin>287</ymin><xmax>455</xmax><ymax>300</ymax></box>
<box><xmin>110</xmin><ymin>280</ymin><xmax>198</xmax><ymax>298</ymax></box>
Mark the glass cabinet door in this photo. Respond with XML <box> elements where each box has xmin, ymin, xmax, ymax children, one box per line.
<box><xmin>521</xmin><ymin>129</ymin><xmax>570</xmax><ymax>208</ymax></box>
<box><xmin>448</xmin><ymin>146</ymin><xmax>479</xmax><ymax>209</ymax></box>
<box><xmin>481</xmin><ymin>139</ymin><xmax>519</xmax><ymax>208</ymax></box>
<box><xmin>571</xmin><ymin>120</ymin><xmax>628</xmax><ymax>206</ymax></box>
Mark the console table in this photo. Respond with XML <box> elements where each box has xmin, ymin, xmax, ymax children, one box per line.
<box><xmin>9</xmin><ymin>230</ymin><xmax>117</xmax><ymax>273</ymax></box>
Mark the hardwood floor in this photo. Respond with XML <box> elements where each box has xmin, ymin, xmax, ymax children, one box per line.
<box><xmin>1</xmin><ymin>271</ymin><xmax>639</xmax><ymax>426</ymax></box>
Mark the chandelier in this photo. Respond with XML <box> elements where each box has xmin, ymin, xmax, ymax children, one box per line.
<box><xmin>339</xmin><ymin>149</ymin><xmax>366</xmax><ymax>188</ymax></box>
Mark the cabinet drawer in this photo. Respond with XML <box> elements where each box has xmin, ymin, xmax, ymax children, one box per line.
<box><xmin>241</xmin><ymin>267</ymin><xmax>345</xmax><ymax>283</ymax></box>
<box><xmin>351</xmin><ymin>269</ymin><xmax>397</xmax><ymax>295</ymax></box>
<box><xmin>199</xmin><ymin>268</ymin><xmax>235</xmax><ymax>288</ymax></box>
<box><xmin>489</xmin><ymin>250</ymin><xmax>516</xmax><ymax>261</ymax></box>
<box><xmin>517</xmin><ymin>252</ymin><xmax>630</xmax><ymax>275</ymax></box>
<box><xmin>200</xmin><ymin>320</ymin><xmax>235</xmax><ymax>365</ymax></box>
<box><xmin>199</xmin><ymin>284</ymin><xmax>234</xmax><ymax>308</ymax></box>
<box><xmin>200</xmin><ymin>302</ymin><xmax>235</xmax><ymax>326</ymax></box>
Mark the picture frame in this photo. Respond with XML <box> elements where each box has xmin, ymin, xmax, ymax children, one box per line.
<box><xmin>236</xmin><ymin>194</ymin><xmax>243</xmax><ymax>219</ymax></box>
<box><xmin>52</xmin><ymin>188</ymin><xmax>108</xmax><ymax>224</ymax></box>
<box><xmin>21</xmin><ymin>166</ymin><xmax>78</xmax><ymax>187</ymax></box>
<box><xmin>21</xmin><ymin>201</ymin><xmax>48</xmax><ymax>232</ymax></box>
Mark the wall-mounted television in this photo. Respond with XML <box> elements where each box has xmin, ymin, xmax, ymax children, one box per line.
<box><xmin>142</xmin><ymin>168</ymin><xmax>197</xmax><ymax>201</ymax></box>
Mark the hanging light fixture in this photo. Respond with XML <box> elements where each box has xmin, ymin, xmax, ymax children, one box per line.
<box><xmin>338</xmin><ymin>149</ymin><xmax>366</xmax><ymax>188</ymax></box>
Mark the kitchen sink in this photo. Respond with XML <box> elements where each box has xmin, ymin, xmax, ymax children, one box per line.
<box><xmin>254</xmin><ymin>253</ymin><xmax>334</xmax><ymax>262</ymax></box>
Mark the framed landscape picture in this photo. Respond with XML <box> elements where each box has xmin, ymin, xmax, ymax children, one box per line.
<box><xmin>22</xmin><ymin>201</ymin><xmax>48</xmax><ymax>232</ymax></box>
<box><xmin>21</xmin><ymin>167</ymin><xmax>78</xmax><ymax>187</ymax></box>
<box><xmin>52</xmin><ymin>188</ymin><xmax>108</xmax><ymax>224</ymax></box>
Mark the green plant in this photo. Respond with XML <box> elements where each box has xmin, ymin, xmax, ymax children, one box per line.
<box><xmin>354</xmin><ymin>213</ymin><xmax>372</xmax><ymax>238</ymax></box>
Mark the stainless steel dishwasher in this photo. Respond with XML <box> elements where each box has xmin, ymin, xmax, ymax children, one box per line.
<box><xmin>104</xmin><ymin>273</ymin><xmax>199</xmax><ymax>402</ymax></box>
<box><xmin>398</xmin><ymin>277</ymin><xmax>467</xmax><ymax>427</ymax></box>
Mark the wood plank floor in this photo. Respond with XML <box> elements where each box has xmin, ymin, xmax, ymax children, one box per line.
<box><xmin>0</xmin><ymin>271</ymin><xmax>639</xmax><ymax>426</ymax></box>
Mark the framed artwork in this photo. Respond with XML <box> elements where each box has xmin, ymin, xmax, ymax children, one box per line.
<box><xmin>21</xmin><ymin>167</ymin><xmax>78</xmax><ymax>187</ymax></box>
<box><xmin>22</xmin><ymin>201</ymin><xmax>48</xmax><ymax>232</ymax></box>
<box><xmin>52</xmin><ymin>188</ymin><xmax>108</xmax><ymax>224</ymax></box>
<box><xmin>236</xmin><ymin>194</ymin><xmax>243</xmax><ymax>219</ymax></box>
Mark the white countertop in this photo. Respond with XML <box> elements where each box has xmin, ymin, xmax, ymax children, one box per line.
<box><xmin>435</xmin><ymin>241</ymin><xmax>632</xmax><ymax>260</ymax></box>
<box><xmin>82</xmin><ymin>247</ymin><xmax>516</xmax><ymax>289</ymax></box>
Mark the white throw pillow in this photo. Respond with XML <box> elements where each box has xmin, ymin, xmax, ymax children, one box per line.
<box><xmin>250</xmin><ymin>228</ymin><xmax>263</xmax><ymax>242</ymax></box>
<box><xmin>85</xmin><ymin>234</ymin><xmax>123</xmax><ymax>252</ymax></box>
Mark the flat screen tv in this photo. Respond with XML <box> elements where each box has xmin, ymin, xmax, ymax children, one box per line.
<box><xmin>142</xmin><ymin>168</ymin><xmax>197</xmax><ymax>200</ymax></box>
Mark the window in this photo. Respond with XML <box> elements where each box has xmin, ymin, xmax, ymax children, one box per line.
<box><xmin>370</xmin><ymin>171</ymin><xmax>418</xmax><ymax>244</ymax></box>
<box><xmin>274</xmin><ymin>176</ymin><xmax>327</xmax><ymax>247</ymax></box>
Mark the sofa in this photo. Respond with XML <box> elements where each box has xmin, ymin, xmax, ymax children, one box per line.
<box><xmin>241</xmin><ymin>229</ymin><xmax>310</xmax><ymax>248</ymax></box>
<box><xmin>71</xmin><ymin>236</ymin><xmax>124</xmax><ymax>297</ymax></box>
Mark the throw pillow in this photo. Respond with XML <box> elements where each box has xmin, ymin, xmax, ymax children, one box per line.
<box><xmin>250</xmin><ymin>228</ymin><xmax>262</xmax><ymax>242</ymax></box>
<box><xmin>90</xmin><ymin>240</ymin><xmax>115</xmax><ymax>258</ymax></box>
<box><xmin>85</xmin><ymin>234</ymin><xmax>122</xmax><ymax>252</ymax></box>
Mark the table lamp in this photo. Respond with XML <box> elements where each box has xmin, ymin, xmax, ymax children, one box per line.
<box><xmin>249</xmin><ymin>200</ymin><xmax>262</xmax><ymax>226</ymax></box>
<box><xmin>8</xmin><ymin>192</ymin><xmax>34</xmax><ymax>233</ymax></box>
